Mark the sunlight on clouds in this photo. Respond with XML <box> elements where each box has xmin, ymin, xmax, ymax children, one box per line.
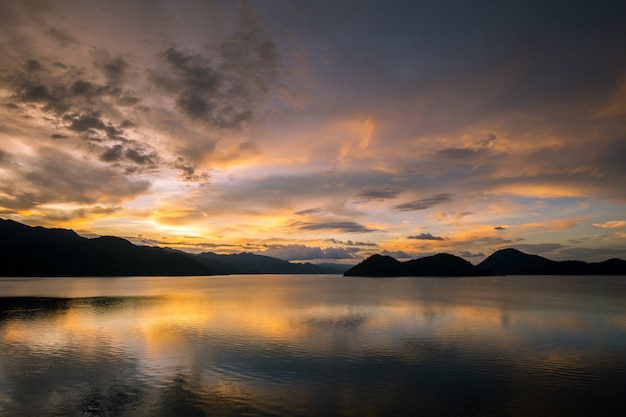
<box><xmin>337</xmin><ymin>117</ymin><xmax>374</xmax><ymax>163</ymax></box>
<box><xmin>593</xmin><ymin>220</ymin><xmax>626</xmax><ymax>229</ymax></box>
<box><xmin>0</xmin><ymin>0</ymin><xmax>625</xmax><ymax>262</ymax></box>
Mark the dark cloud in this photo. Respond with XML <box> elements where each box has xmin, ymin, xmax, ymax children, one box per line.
<box><xmin>8</xmin><ymin>64</ymin><xmax>69</xmax><ymax>114</ymax></box>
<box><xmin>153</xmin><ymin>45</ymin><xmax>253</xmax><ymax>127</ymax></box>
<box><xmin>291</xmin><ymin>221</ymin><xmax>376</xmax><ymax>234</ymax></box>
<box><xmin>50</xmin><ymin>133</ymin><xmax>68</xmax><ymax>139</ymax></box>
<box><xmin>458</xmin><ymin>251</ymin><xmax>485</xmax><ymax>258</ymax></box>
<box><xmin>172</xmin><ymin>157</ymin><xmax>210</xmax><ymax>183</ymax></box>
<box><xmin>433</xmin><ymin>147</ymin><xmax>484</xmax><ymax>160</ymax></box>
<box><xmin>494</xmin><ymin>226</ymin><xmax>506</xmax><ymax>230</ymax></box>
<box><xmin>467</xmin><ymin>236</ymin><xmax>517</xmax><ymax>247</ymax></box>
<box><xmin>512</xmin><ymin>243</ymin><xmax>566</xmax><ymax>254</ymax></box>
<box><xmin>326</xmin><ymin>239</ymin><xmax>378</xmax><ymax>247</ymax></box>
<box><xmin>99</xmin><ymin>143</ymin><xmax>159</xmax><ymax>173</ymax></box>
<box><xmin>408</xmin><ymin>233</ymin><xmax>445</xmax><ymax>241</ymax></box>
<box><xmin>259</xmin><ymin>244</ymin><xmax>357</xmax><ymax>261</ymax></box>
<box><xmin>380</xmin><ymin>250</ymin><xmax>415</xmax><ymax>259</ymax></box>
<box><xmin>14</xmin><ymin>82</ymin><xmax>55</xmax><ymax>103</ymax></box>
<box><xmin>70</xmin><ymin>80</ymin><xmax>97</xmax><ymax>97</ymax></box>
<box><xmin>5</xmin><ymin>57</ymin><xmax>141</xmax><ymax>138</ymax></box>
<box><xmin>294</xmin><ymin>208</ymin><xmax>325</xmax><ymax>215</ymax></box>
<box><xmin>0</xmin><ymin>147</ymin><xmax>150</xmax><ymax>210</ymax></box>
<box><xmin>40</xmin><ymin>206</ymin><xmax>121</xmax><ymax>222</ymax></box>
<box><xmin>125</xmin><ymin>148</ymin><xmax>157</xmax><ymax>165</ymax></box>
<box><xmin>356</xmin><ymin>186</ymin><xmax>402</xmax><ymax>201</ymax></box>
<box><xmin>150</xmin><ymin>5</ymin><xmax>283</xmax><ymax>129</ymax></box>
<box><xmin>100</xmin><ymin>145</ymin><xmax>124</xmax><ymax>162</ymax></box>
<box><xmin>100</xmin><ymin>56</ymin><xmax>128</xmax><ymax>84</ymax></box>
<box><xmin>24</xmin><ymin>59</ymin><xmax>44</xmax><ymax>72</ymax></box>
<box><xmin>65</xmin><ymin>111</ymin><xmax>107</xmax><ymax>132</ymax></box>
<box><xmin>558</xmin><ymin>246</ymin><xmax>626</xmax><ymax>262</ymax></box>
<box><xmin>45</xmin><ymin>26</ymin><xmax>78</xmax><ymax>47</ymax></box>
<box><xmin>394</xmin><ymin>194</ymin><xmax>451</xmax><ymax>211</ymax></box>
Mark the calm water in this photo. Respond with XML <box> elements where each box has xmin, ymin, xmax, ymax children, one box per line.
<box><xmin>1</xmin><ymin>275</ymin><xmax>626</xmax><ymax>417</ymax></box>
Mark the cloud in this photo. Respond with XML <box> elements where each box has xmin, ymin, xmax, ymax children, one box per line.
<box><xmin>96</xmin><ymin>54</ymin><xmax>129</xmax><ymax>84</ymax></box>
<box><xmin>1</xmin><ymin>0</ymin><xmax>625</xmax><ymax>261</ymax></box>
<box><xmin>458</xmin><ymin>251</ymin><xmax>485</xmax><ymax>258</ymax></box>
<box><xmin>592</xmin><ymin>220</ymin><xmax>626</xmax><ymax>229</ymax></box>
<box><xmin>171</xmin><ymin>157</ymin><xmax>211</xmax><ymax>183</ymax></box>
<box><xmin>511</xmin><ymin>243</ymin><xmax>566</xmax><ymax>254</ymax></box>
<box><xmin>408</xmin><ymin>233</ymin><xmax>445</xmax><ymax>241</ymax></box>
<box><xmin>380</xmin><ymin>250</ymin><xmax>418</xmax><ymax>259</ymax></box>
<box><xmin>98</xmin><ymin>144</ymin><xmax>158</xmax><ymax>170</ymax></box>
<box><xmin>433</xmin><ymin>147</ymin><xmax>484</xmax><ymax>160</ymax></box>
<box><xmin>558</xmin><ymin>246</ymin><xmax>626</xmax><ymax>262</ymax></box>
<box><xmin>259</xmin><ymin>244</ymin><xmax>357</xmax><ymax>261</ymax></box>
<box><xmin>291</xmin><ymin>221</ymin><xmax>377</xmax><ymax>234</ymax></box>
<box><xmin>326</xmin><ymin>239</ymin><xmax>378</xmax><ymax>247</ymax></box>
<box><xmin>149</xmin><ymin>5</ymin><xmax>283</xmax><ymax>129</ymax></box>
<box><xmin>65</xmin><ymin>111</ymin><xmax>108</xmax><ymax>132</ymax></box>
<box><xmin>44</xmin><ymin>26</ymin><xmax>78</xmax><ymax>47</ymax></box>
<box><xmin>356</xmin><ymin>186</ymin><xmax>402</xmax><ymax>201</ymax></box>
<box><xmin>394</xmin><ymin>194</ymin><xmax>451</xmax><ymax>211</ymax></box>
<box><xmin>6</xmin><ymin>56</ymin><xmax>141</xmax><ymax>120</ymax></box>
<box><xmin>294</xmin><ymin>208</ymin><xmax>325</xmax><ymax>216</ymax></box>
<box><xmin>0</xmin><ymin>147</ymin><xmax>150</xmax><ymax>210</ymax></box>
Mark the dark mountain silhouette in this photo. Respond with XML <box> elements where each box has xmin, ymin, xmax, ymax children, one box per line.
<box><xmin>194</xmin><ymin>252</ymin><xmax>348</xmax><ymax>274</ymax></box>
<box><xmin>0</xmin><ymin>219</ymin><xmax>345</xmax><ymax>276</ymax></box>
<box><xmin>0</xmin><ymin>218</ymin><xmax>218</xmax><ymax>276</ymax></box>
<box><xmin>344</xmin><ymin>253</ymin><xmax>491</xmax><ymax>277</ymax></box>
<box><xmin>478</xmin><ymin>248</ymin><xmax>626</xmax><ymax>275</ymax></box>
<box><xmin>343</xmin><ymin>254</ymin><xmax>404</xmax><ymax>277</ymax></box>
<box><xmin>3</xmin><ymin>218</ymin><xmax>625</xmax><ymax>277</ymax></box>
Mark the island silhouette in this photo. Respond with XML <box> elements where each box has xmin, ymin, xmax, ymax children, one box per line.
<box><xmin>345</xmin><ymin>248</ymin><xmax>626</xmax><ymax>276</ymax></box>
<box><xmin>1</xmin><ymin>218</ymin><xmax>625</xmax><ymax>277</ymax></box>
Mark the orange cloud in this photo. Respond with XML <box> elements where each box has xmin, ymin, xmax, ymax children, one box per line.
<box><xmin>593</xmin><ymin>220</ymin><xmax>626</xmax><ymax>229</ymax></box>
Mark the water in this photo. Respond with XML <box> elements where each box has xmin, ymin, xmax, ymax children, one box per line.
<box><xmin>1</xmin><ymin>274</ymin><xmax>626</xmax><ymax>416</ymax></box>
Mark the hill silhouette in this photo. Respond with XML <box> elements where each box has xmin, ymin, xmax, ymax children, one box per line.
<box><xmin>2</xmin><ymin>218</ymin><xmax>625</xmax><ymax>277</ymax></box>
<box><xmin>0</xmin><ymin>218</ymin><xmax>346</xmax><ymax>276</ymax></box>
<box><xmin>478</xmin><ymin>248</ymin><xmax>626</xmax><ymax>275</ymax></box>
<box><xmin>344</xmin><ymin>253</ymin><xmax>491</xmax><ymax>277</ymax></box>
<box><xmin>194</xmin><ymin>252</ymin><xmax>346</xmax><ymax>274</ymax></box>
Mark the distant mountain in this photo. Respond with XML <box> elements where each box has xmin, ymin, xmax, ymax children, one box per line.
<box><xmin>194</xmin><ymin>252</ymin><xmax>345</xmax><ymax>274</ymax></box>
<box><xmin>0</xmin><ymin>219</ymin><xmax>346</xmax><ymax>276</ymax></box>
<box><xmin>4</xmin><ymin>218</ymin><xmax>625</xmax><ymax>277</ymax></box>
<box><xmin>344</xmin><ymin>253</ymin><xmax>491</xmax><ymax>277</ymax></box>
<box><xmin>315</xmin><ymin>262</ymin><xmax>353</xmax><ymax>274</ymax></box>
<box><xmin>478</xmin><ymin>248</ymin><xmax>626</xmax><ymax>275</ymax></box>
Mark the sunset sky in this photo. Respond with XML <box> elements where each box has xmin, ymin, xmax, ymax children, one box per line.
<box><xmin>1</xmin><ymin>0</ymin><xmax>625</xmax><ymax>263</ymax></box>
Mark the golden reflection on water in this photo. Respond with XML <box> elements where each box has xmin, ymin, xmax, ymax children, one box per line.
<box><xmin>2</xmin><ymin>276</ymin><xmax>625</xmax><ymax>363</ymax></box>
<box><xmin>2</xmin><ymin>275</ymin><xmax>626</xmax><ymax>417</ymax></box>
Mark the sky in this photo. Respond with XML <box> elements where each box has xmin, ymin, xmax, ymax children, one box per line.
<box><xmin>1</xmin><ymin>0</ymin><xmax>625</xmax><ymax>264</ymax></box>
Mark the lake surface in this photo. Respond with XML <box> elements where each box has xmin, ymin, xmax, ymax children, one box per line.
<box><xmin>1</xmin><ymin>274</ymin><xmax>626</xmax><ymax>416</ymax></box>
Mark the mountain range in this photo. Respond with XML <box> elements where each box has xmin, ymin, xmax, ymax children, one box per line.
<box><xmin>477</xmin><ymin>248</ymin><xmax>626</xmax><ymax>275</ymax></box>
<box><xmin>344</xmin><ymin>248</ymin><xmax>626</xmax><ymax>277</ymax></box>
<box><xmin>2</xmin><ymin>218</ymin><xmax>625</xmax><ymax>277</ymax></box>
<box><xmin>0</xmin><ymin>218</ymin><xmax>348</xmax><ymax>276</ymax></box>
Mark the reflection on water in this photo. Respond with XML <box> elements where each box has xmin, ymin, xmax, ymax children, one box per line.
<box><xmin>1</xmin><ymin>275</ymin><xmax>626</xmax><ymax>416</ymax></box>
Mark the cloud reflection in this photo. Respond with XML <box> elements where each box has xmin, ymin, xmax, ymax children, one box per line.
<box><xmin>2</xmin><ymin>276</ymin><xmax>626</xmax><ymax>415</ymax></box>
